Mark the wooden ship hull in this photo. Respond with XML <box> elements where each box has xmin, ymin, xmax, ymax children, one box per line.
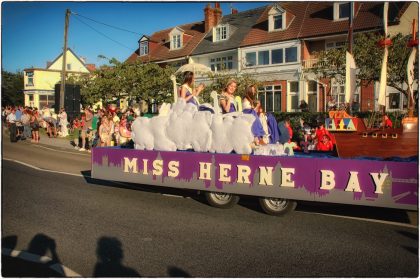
<box><xmin>331</xmin><ymin>117</ymin><xmax>419</xmax><ymax>159</ymax></box>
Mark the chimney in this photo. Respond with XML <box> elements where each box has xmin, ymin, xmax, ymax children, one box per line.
<box><xmin>213</xmin><ymin>2</ymin><xmax>222</xmax><ymax>26</ymax></box>
<box><xmin>204</xmin><ymin>4</ymin><xmax>215</xmax><ymax>32</ymax></box>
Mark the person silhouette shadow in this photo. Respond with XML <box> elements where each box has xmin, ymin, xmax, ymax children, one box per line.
<box><xmin>93</xmin><ymin>236</ymin><xmax>140</xmax><ymax>277</ymax></box>
<box><xmin>2</xmin><ymin>233</ymin><xmax>64</xmax><ymax>277</ymax></box>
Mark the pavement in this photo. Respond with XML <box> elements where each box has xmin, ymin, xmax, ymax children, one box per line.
<box><xmin>3</xmin><ymin>126</ymin><xmax>90</xmax><ymax>152</ymax></box>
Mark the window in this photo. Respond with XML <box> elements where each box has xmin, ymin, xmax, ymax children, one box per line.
<box><xmin>331</xmin><ymin>80</ymin><xmax>346</xmax><ymax>107</ymax></box>
<box><xmin>274</xmin><ymin>14</ymin><xmax>283</xmax><ymax>30</ymax></box>
<box><xmin>39</xmin><ymin>95</ymin><xmax>55</xmax><ymax>109</ymax></box>
<box><xmin>268</xmin><ymin>5</ymin><xmax>286</xmax><ymax>32</ymax></box>
<box><xmin>326</xmin><ymin>41</ymin><xmax>346</xmax><ymax>50</ymax></box>
<box><xmin>285</xmin><ymin>47</ymin><xmax>297</xmax><ymax>63</ymax></box>
<box><xmin>389</xmin><ymin>93</ymin><xmax>401</xmax><ymax>109</ymax></box>
<box><xmin>289</xmin><ymin>81</ymin><xmax>299</xmax><ymax>111</ymax></box>
<box><xmin>140</xmin><ymin>41</ymin><xmax>148</xmax><ymax>56</ymax></box>
<box><xmin>258</xmin><ymin>50</ymin><xmax>269</xmax><ymax>65</ymax></box>
<box><xmin>334</xmin><ymin>2</ymin><xmax>352</xmax><ymax>21</ymax></box>
<box><xmin>26</xmin><ymin>72</ymin><xmax>34</xmax><ymax>86</ymax></box>
<box><xmin>272</xmin><ymin>49</ymin><xmax>283</xmax><ymax>64</ymax></box>
<box><xmin>339</xmin><ymin>2</ymin><xmax>350</xmax><ymax>19</ymax></box>
<box><xmin>171</xmin><ymin>34</ymin><xmax>181</xmax><ymax>49</ymax></box>
<box><xmin>67</xmin><ymin>64</ymin><xmax>71</xmax><ymax>71</ymax></box>
<box><xmin>215</xmin><ymin>25</ymin><xmax>228</xmax><ymax>41</ymax></box>
<box><xmin>210</xmin><ymin>56</ymin><xmax>233</xmax><ymax>71</ymax></box>
<box><xmin>245</xmin><ymin>52</ymin><xmax>256</xmax><ymax>67</ymax></box>
<box><xmin>245</xmin><ymin>47</ymin><xmax>298</xmax><ymax>67</ymax></box>
<box><xmin>258</xmin><ymin>85</ymin><xmax>282</xmax><ymax>112</ymax></box>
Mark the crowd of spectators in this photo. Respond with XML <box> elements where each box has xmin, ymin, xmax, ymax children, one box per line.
<box><xmin>3</xmin><ymin>99</ymin><xmax>337</xmax><ymax>155</ymax></box>
<box><xmin>2</xmin><ymin>105</ymin><xmax>138</xmax><ymax>152</ymax></box>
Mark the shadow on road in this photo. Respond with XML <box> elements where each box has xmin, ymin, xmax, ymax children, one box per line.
<box><xmin>296</xmin><ymin>201</ymin><xmax>415</xmax><ymax>224</ymax></box>
<box><xmin>2</xmin><ymin>234</ymin><xmax>64</xmax><ymax>277</ymax></box>
<box><xmin>397</xmin><ymin>230</ymin><xmax>419</xmax><ymax>256</ymax></box>
<box><xmin>80</xmin><ymin>171</ymin><xmax>415</xmax><ymax>224</ymax></box>
<box><xmin>93</xmin><ymin>236</ymin><xmax>140</xmax><ymax>277</ymax></box>
<box><xmin>167</xmin><ymin>266</ymin><xmax>192</xmax><ymax>277</ymax></box>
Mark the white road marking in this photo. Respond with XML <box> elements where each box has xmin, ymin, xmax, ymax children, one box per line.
<box><xmin>2</xmin><ymin>248</ymin><xmax>82</xmax><ymax>277</ymax></box>
<box><xmin>300</xmin><ymin>211</ymin><xmax>418</xmax><ymax>229</ymax></box>
<box><xmin>33</xmin><ymin>144</ymin><xmax>89</xmax><ymax>156</ymax></box>
<box><xmin>3</xmin><ymin>158</ymin><xmax>85</xmax><ymax>178</ymax></box>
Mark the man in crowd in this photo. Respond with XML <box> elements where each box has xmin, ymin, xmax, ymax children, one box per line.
<box><xmin>6</xmin><ymin>108</ymin><xmax>17</xmax><ymax>142</ymax></box>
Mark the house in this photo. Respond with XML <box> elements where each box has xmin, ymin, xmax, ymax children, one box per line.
<box><xmin>126</xmin><ymin>10</ymin><xmax>209</xmax><ymax>68</ymax></box>
<box><xmin>126</xmin><ymin>2</ymin><xmax>417</xmax><ymax>113</ymax></box>
<box><xmin>240</xmin><ymin>1</ymin><xmax>417</xmax><ymax>113</ymax></box>
<box><xmin>23</xmin><ymin>49</ymin><xmax>95</xmax><ymax>109</ymax></box>
<box><xmin>191</xmin><ymin>5</ymin><xmax>266</xmax><ymax>75</ymax></box>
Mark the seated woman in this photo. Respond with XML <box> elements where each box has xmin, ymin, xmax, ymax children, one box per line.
<box><xmin>242</xmin><ymin>85</ymin><xmax>266</xmax><ymax>144</ymax></box>
<box><xmin>179</xmin><ymin>71</ymin><xmax>205</xmax><ymax>107</ymax></box>
<box><xmin>220</xmin><ymin>79</ymin><xmax>238</xmax><ymax>113</ymax></box>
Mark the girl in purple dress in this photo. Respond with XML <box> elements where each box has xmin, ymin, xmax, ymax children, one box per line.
<box><xmin>179</xmin><ymin>71</ymin><xmax>205</xmax><ymax>107</ymax></box>
<box><xmin>220</xmin><ymin>79</ymin><xmax>238</xmax><ymax>113</ymax></box>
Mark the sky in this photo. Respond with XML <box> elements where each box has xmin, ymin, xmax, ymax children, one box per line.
<box><xmin>1</xmin><ymin>1</ymin><xmax>272</xmax><ymax>73</ymax></box>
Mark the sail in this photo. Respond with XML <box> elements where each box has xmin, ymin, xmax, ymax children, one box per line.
<box><xmin>345</xmin><ymin>51</ymin><xmax>357</xmax><ymax>103</ymax></box>
<box><xmin>378</xmin><ymin>2</ymin><xmax>389</xmax><ymax>107</ymax></box>
<box><xmin>407</xmin><ymin>47</ymin><xmax>417</xmax><ymax>106</ymax></box>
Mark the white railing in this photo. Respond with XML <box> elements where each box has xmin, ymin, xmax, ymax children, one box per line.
<box><xmin>302</xmin><ymin>59</ymin><xmax>336</xmax><ymax>69</ymax></box>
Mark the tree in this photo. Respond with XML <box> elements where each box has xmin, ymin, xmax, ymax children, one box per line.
<box><xmin>1</xmin><ymin>70</ymin><xmax>24</xmax><ymax>106</ymax></box>
<box><xmin>68</xmin><ymin>58</ymin><xmax>176</xmax><ymax>107</ymax></box>
<box><xmin>308</xmin><ymin>32</ymin><xmax>418</xmax><ymax>109</ymax></box>
<box><xmin>197</xmin><ymin>71</ymin><xmax>261</xmax><ymax>104</ymax></box>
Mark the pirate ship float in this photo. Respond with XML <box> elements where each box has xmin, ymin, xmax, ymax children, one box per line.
<box><xmin>326</xmin><ymin>7</ymin><xmax>418</xmax><ymax>160</ymax></box>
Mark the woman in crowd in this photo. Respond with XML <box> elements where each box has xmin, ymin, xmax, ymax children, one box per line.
<box><xmin>58</xmin><ymin>107</ymin><xmax>69</xmax><ymax>137</ymax></box>
<box><xmin>179</xmin><ymin>71</ymin><xmax>205</xmax><ymax>106</ymax></box>
<box><xmin>220</xmin><ymin>79</ymin><xmax>238</xmax><ymax>113</ymax></box>
<box><xmin>29</xmin><ymin>109</ymin><xmax>40</xmax><ymax>143</ymax></box>
<box><xmin>118</xmin><ymin>115</ymin><xmax>131</xmax><ymax>145</ymax></box>
<box><xmin>99</xmin><ymin>115</ymin><xmax>112</xmax><ymax>147</ymax></box>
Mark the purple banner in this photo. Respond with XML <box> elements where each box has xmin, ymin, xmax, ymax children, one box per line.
<box><xmin>92</xmin><ymin>147</ymin><xmax>418</xmax><ymax>210</ymax></box>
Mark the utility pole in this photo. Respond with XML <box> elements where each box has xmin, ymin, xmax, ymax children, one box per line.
<box><xmin>347</xmin><ymin>2</ymin><xmax>354</xmax><ymax>54</ymax></box>
<box><xmin>59</xmin><ymin>9</ymin><xmax>70</xmax><ymax>109</ymax></box>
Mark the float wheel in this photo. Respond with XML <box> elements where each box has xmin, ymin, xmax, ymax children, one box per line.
<box><xmin>205</xmin><ymin>192</ymin><xmax>240</xmax><ymax>209</ymax></box>
<box><xmin>258</xmin><ymin>197</ymin><xmax>297</xmax><ymax>216</ymax></box>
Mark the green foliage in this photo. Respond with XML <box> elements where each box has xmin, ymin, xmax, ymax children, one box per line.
<box><xmin>307</xmin><ymin>32</ymin><xmax>418</xmax><ymax>97</ymax></box>
<box><xmin>198</xmin><ymin>71</ymin><xmax>261</xmax><ymax>103</ymax></box>
<box><xmin>1</xmin><ymin>70</ymin><xmax>24</xmax><ymax>106</ymax></box>
<box><xmin>68</xmin><ymin>58</ymin><xmax>176</xmax><ymax>107</ymax></box>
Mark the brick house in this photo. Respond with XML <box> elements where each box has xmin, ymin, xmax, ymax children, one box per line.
<box><xmin>126</xmin><ymin>2</ymin><xmax>417</xmax><ymax>113</ymax></box>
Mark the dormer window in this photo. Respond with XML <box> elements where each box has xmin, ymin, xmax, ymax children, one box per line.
<box><xmin>172</xmin><ymin>34</ymin><xmax>181</xmax><ymax>49</ymax></box>
<box><xmin>139</xmin><ymin>36</ymin><xmax>150</xmax><ymax>56</ymax></box>
<box><xmin>334</xmin><ymin>2</ymin><xmax>351</xmax><ymax>21</ymax></box>
<box><xmin>273</xmin><ymin>14</ymin><xmax>283</xmax><ymax>30</ymax></box>
<box><xmin>140</xmin><ymin>41</ymin><xmax>148</xmax><ymax>56</ymax></box>
<box><xmin>268</xmin><ymin>5</ymin><xmax>287</xmax><ymax>32</ymax></box>
<box><xmin>213</xmin><ymin>25</ymin><xmax>229</xmax><ymax>42</ymax></box>
<box><xmin>169</xmin><ymin>27</ymin><xmax>184</xmax><ymax>50</ymax></box>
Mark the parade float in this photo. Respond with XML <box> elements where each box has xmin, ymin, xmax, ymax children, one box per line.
<box><xmin>91</xmin><ymin>7</ymin><xmax>418</xmax><ymax>216</ymax></box>
<box><xmin>91</xmin><ymin>75</ymin><xmax>418</xmax><ymax>216</ymax></box>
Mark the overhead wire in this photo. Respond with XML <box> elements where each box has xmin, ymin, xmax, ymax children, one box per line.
<box><xmin>71</xmin><ymin>12</ymin><xmax>142</xmax><ymax>36</ymax></box>
<box><xmin>72</xmin><ymin>14</ymin><xmax>134</xmax><ymax>51</ymax></box>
